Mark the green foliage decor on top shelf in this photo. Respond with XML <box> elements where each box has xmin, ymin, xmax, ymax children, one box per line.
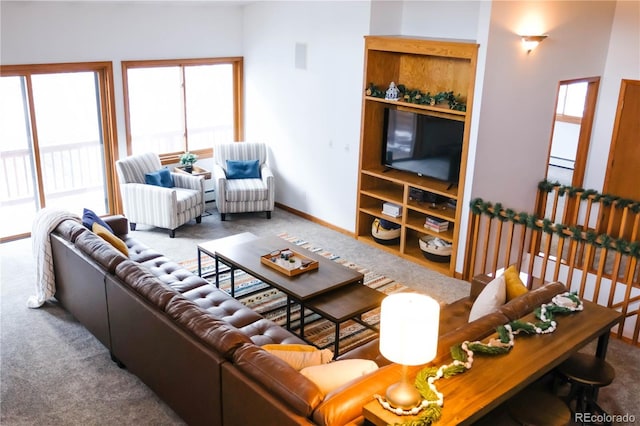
<box><xmin>365</xmin><ymin>83</ymin><xmax>467</xmax><ymax>111</ymax></box>
<box><xmin>469</xmin><ymin>197</ymin><xmax>640</xmax><ymax>258</ymax></box>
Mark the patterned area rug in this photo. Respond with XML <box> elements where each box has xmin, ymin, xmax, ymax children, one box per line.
<box><xmin>179</xmin><ymin>233</ymin><xmax>409</xmax><ymax>354</ymax></box>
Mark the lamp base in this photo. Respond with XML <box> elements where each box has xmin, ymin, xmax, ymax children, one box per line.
<box><xmin>385</xmin><ymin>380</ymin><xmax>421</xmax><ymax>410</ymax></box>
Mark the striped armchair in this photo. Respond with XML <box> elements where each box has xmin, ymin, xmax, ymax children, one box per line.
<box><xmin>115</xmin><ymin>152</ymin><xmax>204</xmax><ymax>238</ymax></box>
<box><xmin>212</xmin><ymin>142</ymin><xmax>274</xmax><ymax>221</ymax></box>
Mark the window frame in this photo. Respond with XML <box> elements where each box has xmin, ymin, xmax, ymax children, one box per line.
<box><xmin>0</xmin><ymin>61</ymin><xmax>119</xmax><ymax>241</ymax></box>
<box><xmin>121</xmin><ymin>57</ymin><xmax>244</xmax><ymax>165</ymax></box>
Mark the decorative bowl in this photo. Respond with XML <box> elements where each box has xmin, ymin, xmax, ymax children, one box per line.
<box><xmin>419</xmin><ymin>235</ymin><xmax>452</xmax><ymax>263</ymax></box>
<box><xmin>371</xmin><ymin>218</ymin><xmax>400</xmax><ymax>245</ymax></box>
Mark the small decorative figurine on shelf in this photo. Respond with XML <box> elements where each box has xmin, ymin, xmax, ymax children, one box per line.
<box><xmin>385</xmin><ymin>82</ymin><xmax>400</xmax><ymax>101</ymax></box>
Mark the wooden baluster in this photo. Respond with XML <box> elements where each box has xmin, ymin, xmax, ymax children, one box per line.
<box><xmin>525</xmin><ymin>226</ymin><xmax>539</xmax><ymax>289</ymax></box>
<box><xmin>491</xmin><ymin>218</ymin><xmax>503</xmax><ymax>275</ymax></box>
<box><xmin>606</xmin><ymin>251</ymin><xmax>623</xmax><ymax>309</ymax></box>
<box><xmin>565</xmin><ymin>238</ymin><xmax>579</xmax><ymax>291</ymax></box>
<box><xmin>516</xmin><ymin>223</ymin><xmax>528</xmax><ymax>277</ymax></box>
<box><xmin>465</xmin><ymin>211</ymin><xmax>482</xmax><ymax>280</ymax></box>
<box><xmin>539</xmin><ymin>230</ymin><xmax>553</xmax><ymax>285</ymax></box>
<box><xmin>503</xmin><ymin>220</ymin><xmax>515</xmax><ymax>268</ymax></box>
<box><xmin>618</xmin><ymin>204</ymin><xmax>630</xmax><ymax>239</ymax></box>
<box><xmin>569</xmin><ymin>193</ymin><xmax>582</xmax><ymax>226</ymax></box>
<box><xmin>480</xmin><ymin>216</ymin><xmax>493</xmax><ymax>275</ymax></box>
<box><xmin>550</xmin><ymin>188</ymin><xmax>560</xmax><ymax>222</ymax></box>
<box><xmin>630</xmin><ymin>211</ymin><xmax>640</xmax><ymax>241</ymax></box>
<box><xmin>578</xmin><ymin>242</ymin><xmax>594</xmax><ymax>298</ymax></box>
<box><xmin>552</xmin><ymin>236</ymin><xmax>565</xmax><ymax>282</ymax></box>
<box><xmin>592</xmin><ymin>245</ymin><xmax>608</xmax><ymax>304</ymax></box>
<box><xmin>577</xmin><ymin>197</ymin><xmax>595</xmax><ymax>268</ymax></box>
<box><xmin>616</xmin><ymin>256</ymin><xmax>638</xmax><ymax>340</ymax></box>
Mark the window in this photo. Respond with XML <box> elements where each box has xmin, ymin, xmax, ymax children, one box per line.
<box><xmin>122</xmin><ymin>57</ymin><xmax>243</xmax><ymax>162</ymax></box>
<box><xmin>555</xmin><ymin>81</ymin><xmax>588</xmax><ymax>124</ymax></box>
<box><xmin>546</xmin><ymin>77</ymin><xmax>599</xmax><ymax>187</ymax></box>
<box><xmin>0</xmin><ymin>63</ymin><xmax>118</xmax><ymax>242</ymax></box>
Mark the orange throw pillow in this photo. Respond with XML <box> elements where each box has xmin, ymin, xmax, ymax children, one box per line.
<box><xmin>504</xmin><ymin>265</ymin><xmax>528</xmax><ymax>301</ymax></box>
<box><xmin>93</xmin><ymin>223</ymin><xmax>129</xmax><ymax>256</ymax></box>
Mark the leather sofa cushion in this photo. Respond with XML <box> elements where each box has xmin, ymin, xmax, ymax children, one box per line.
<box><xmin>54</xmin><ymin>219</ymin><xmax>87</xmax><ymax>243</ymax></box>
<box><xmin>182</xmin><ymin>285</ymin><xmax>264</xmax><ymax>327</ymax></box>
<box><xmin>499</xmin><ymin>281</ymin><xmax>566</xmax><ymax>321</ymax></box>
<box><xmin>232</xmin><ymin>343</ymin><xmax>324</xmax><ymax>417</ymax></box>
<box><xmin>115</xmin><ymin>260</ymin><xmax>177</xmax><ymax>311</ymax></box>
<box><xmin>126</xmin><ymin>239</ymin><xmax>165</xmax><ymax>263</ymax></box>
<box><xmin>165</xmin><ymin>297</ymin><xmax>252</xmax><ymax>359</ymax></box>
<box><xmin>141</xmin><ymin>257</ymin><xmax>209</xmax><ymax>293</ymax></box>
<box><xmin>240</xmin><ymin>318</ymin><xmax>307</xmax><ymax>346</ymax></box>
<box><xmin>76</xmin><ymin>230</ymin><xmax>127</xmax><ymax>273</ymax></box>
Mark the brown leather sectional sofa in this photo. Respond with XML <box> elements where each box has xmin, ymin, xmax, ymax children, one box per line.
<box><xmin>49</xmin><ymin>215</ymin><xmax>567</xmax><ymax>426</ymax></box>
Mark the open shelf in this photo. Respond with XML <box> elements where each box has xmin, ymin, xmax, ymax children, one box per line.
<box><xmin>355</xmin><ymin>36</ymin><xmax>478</xmax><ymax>277</ymax></box>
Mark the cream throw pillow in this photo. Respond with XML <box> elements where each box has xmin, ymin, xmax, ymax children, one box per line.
<box><xmin>468</xmin><ymin>274</ymin><xmax>506</xmax><ymax>322</ymax></box>
<box><xmin>263</xmin><ymin>344</ymin><xmax>333</xmax><ymax>370</ymax></box>
<box><xmin>300</xmin><ymin>359</ymin><xmax>378</xmax><ymax>395</ymax></box>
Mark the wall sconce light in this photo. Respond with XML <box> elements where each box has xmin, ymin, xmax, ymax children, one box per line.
<box><xmin>379</xmin><ymin>293</ymin><xmax>440</xmax><ymax>410</ymax></box>
<box><xmin>521</xmin><ymin>35</ymin><xmax>547</xmax><ymax>54</ymax></box>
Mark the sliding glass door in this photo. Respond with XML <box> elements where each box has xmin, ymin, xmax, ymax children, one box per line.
<box><xmin>0</xmin><ymin>63</ymin><xmax>117</xmax><ymax>241</ymax></box>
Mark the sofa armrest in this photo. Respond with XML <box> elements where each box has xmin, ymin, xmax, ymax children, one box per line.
<box><xmin>103</xmin><ymin>215</ymin><xmax>129</xmax><ymax>237</ymax></box>
<box><xmin>312</xmin><ymin>363</ymin><xmax>406</xmax><ymax>426</ymax></box>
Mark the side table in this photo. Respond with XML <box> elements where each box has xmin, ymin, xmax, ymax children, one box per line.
<box><xmin>174</xmin><ymin>165</ymin><xmax>211</xmax><ymax>179</ymax></box>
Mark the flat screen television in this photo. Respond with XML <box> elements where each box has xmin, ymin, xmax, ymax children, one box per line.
<box><xmin>382</xmin><ymin>108</ymin><xmax>464</xmax><ymax>183</ymax></box>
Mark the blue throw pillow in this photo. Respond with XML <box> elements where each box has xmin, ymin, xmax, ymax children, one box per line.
<box><xmin>145</xmin><ymin>168</ymin><xmax>174</xmax><ymax>188</ymax></box>
<box><xmin>226</xmin><ymin>159</ymin><xmax>261</xmax><ymax>179</ymax></box>
<box><xmin>82</xmin><ymin>208</ymin><xmax>113</xmax><ymax>233</ymax></box>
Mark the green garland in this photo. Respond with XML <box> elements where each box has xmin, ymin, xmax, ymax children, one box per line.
<box><xmin>538</xmin><ymin>179</ymin><xmax>640</xmax><ymax>212</ymax></box>
<box><xmin>388</xmin><ymin>292</ymin><xmax>583</xmax><ymax>425</ymax></box>
<box><xmin>365</xmin><ymin>83</ymin><xmax>466</xmax><ymax>111</ymax></box>
<box><xmin>469</xmin><ymin>198</ymin><xmax>640</xmax><ymax>258</ymax></box>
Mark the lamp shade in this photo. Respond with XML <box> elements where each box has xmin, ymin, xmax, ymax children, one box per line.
<box><xmin>379</xmin><ymin>293</ymin><xmax>440</xmax><ymax>366</ymax></box>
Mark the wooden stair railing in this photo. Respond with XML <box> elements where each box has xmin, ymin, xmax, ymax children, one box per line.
<box><xmin>464</xmin><ymin>188</ymin><xmax>640</xmax><ymax>346</ymax></box>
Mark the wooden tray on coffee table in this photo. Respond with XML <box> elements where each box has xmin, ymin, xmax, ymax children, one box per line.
<box><xmin>260</xmin><ymin>248</ymin><xmax>319</xmax><ymax>277</ymax></box>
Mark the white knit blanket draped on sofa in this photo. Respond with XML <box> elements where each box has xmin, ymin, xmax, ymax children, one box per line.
<box><xmin>28</xmin><ymin>208</ymin><xmax>81</xmax><ymax>308</ymax></box>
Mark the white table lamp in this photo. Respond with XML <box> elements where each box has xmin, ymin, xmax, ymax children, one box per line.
<box><xmin>379</xmin><ymin>293</ymin><xmax>440</xmax><ymax>409</ymax></box>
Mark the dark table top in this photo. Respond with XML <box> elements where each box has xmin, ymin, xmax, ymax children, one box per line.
<box><xmin>214</xmin><ymin>235</ymin><xmax>364</xmax><ymax>301</ymax></box>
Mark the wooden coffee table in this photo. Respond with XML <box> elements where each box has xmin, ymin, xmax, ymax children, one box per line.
<box><xmin>198</xmin><ymin>233</ymin><xmax>384</xmax><ymax>356</ymax></box>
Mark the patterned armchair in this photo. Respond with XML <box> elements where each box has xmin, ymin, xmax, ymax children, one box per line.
<box><xmin>115</xmin><ymin>152</ymin><xmax>204</xmax><ymax>237</ymax></box>
<box><xmin>212</xmin><ymin>142</ymin><xmax>275</xmax><ymax>221</ymax></box>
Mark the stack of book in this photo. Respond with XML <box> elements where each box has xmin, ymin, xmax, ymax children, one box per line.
<box><xmin>424</xmin><ymin>216</ymin><xmax>449</xmax><ymax>233</ymax></box>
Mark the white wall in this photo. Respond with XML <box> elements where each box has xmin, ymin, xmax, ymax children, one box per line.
<box><xmin>471</xmin><ymin>1</ymin><xmax>619</xmax><ymax>213</ymax></box>
<box><xmin>242</xmin><ymin>1</ymin><xmax>371</xmax><ymax>231</ymax></box>
<box><xmin>0</xmin><ymin>1</ymin><xmax>245</xmax><ymax>157</ymax></box>
<box><xmin>400</xmin><ymin>0</ymin><xmax>482</xmax><ymax>40</ymax></box>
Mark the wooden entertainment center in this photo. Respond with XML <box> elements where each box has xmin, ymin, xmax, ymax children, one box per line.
<box><xmin>355</xmin><ymin>36</ymin><xmax>478</xmax><ymax>276</ymax></box>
